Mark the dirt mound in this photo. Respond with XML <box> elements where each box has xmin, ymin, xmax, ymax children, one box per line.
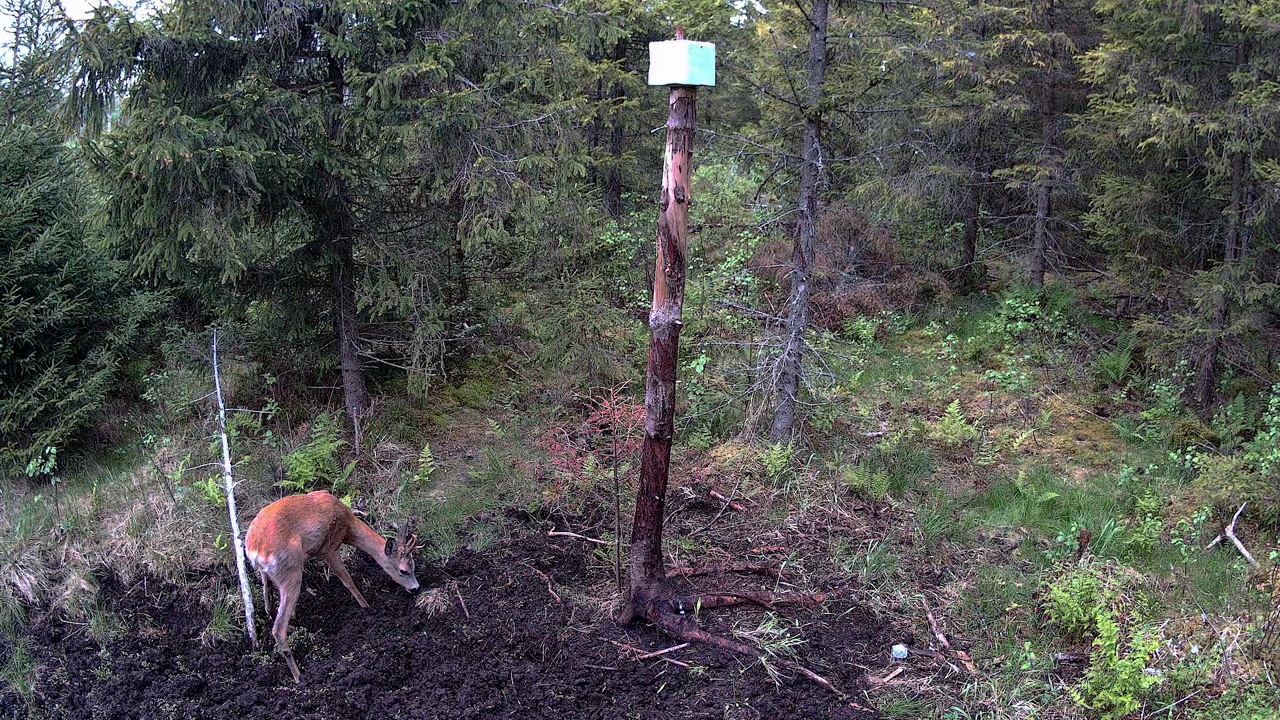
<box><xmin>4</xmin><ymin>532</ymin><xmax>883</xmax><ymax>719</ymax></box>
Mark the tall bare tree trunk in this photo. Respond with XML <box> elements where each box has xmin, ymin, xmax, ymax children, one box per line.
<box><xmin>962</xmin><ymin>185</ymin><xmax>980</xmax><ymax>268</ymax></box>
<box><xmin>614</xmin><ymin>69</ymin><xmax>841</xmax><ymax>694</ymax></box>
<box><xmin>771</xmin><ymin>0</ymin><xmax>829</xmax><ymax>441</ymax></box>
<box><xmin>1195</xmin><ymin>150</ymin><xmax>1248</xmax><ymax>411</ymax></box>
<box><xmin>334</xmin><ymin>232</ymin><xmax>370</xmax><ymax>433</ymax></box>
<box><xmin>619</xmin><ymin>85</ymin><xmax>696</xmax><ymax>623</ymax></box>
<box><xmin>1029</xmin><ymin>0</ymin><xmax>1056</xmax><ymax>289</ymax></box>
<box><xmin>1030</xmin><ymin>181</ymin><xmax>1050</xmax><ymax>288</ymax></box>
<box><xmin>324</xmin><ymin>38</ymin><xmax>369</xmax><ymax>437</ymax></box>
<box><xmin>210</xmin><ymin>331</ymin><xmax>259</xmax><ymax>650</ymax></box>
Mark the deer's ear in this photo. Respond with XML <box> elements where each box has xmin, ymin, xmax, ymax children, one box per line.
<box><xmin>384</xmin><ymin>537</ymin><xmax>396</xmax><ymax>556</ymax></box>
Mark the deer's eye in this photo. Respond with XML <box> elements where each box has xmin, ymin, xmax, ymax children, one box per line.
<box><xmin>399</xmin><ymin>569</ymin><xmax>409</xmax><ymax>575</ymax></box>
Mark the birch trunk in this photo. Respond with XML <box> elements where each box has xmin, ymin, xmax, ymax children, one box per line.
<box><xmin>211</xmin><ymin>331</ymin><xmax>258</xmax><ymax>650</ymax></box>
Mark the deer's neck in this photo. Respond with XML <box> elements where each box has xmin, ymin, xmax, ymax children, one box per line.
<box><xmin>348</xmin><ymin>516</ymin><xmax>389</xmax><ymax>560</ymax></box>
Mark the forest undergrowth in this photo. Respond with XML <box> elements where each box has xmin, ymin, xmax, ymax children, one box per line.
<box><xmin>2</xmin><ymin>284</ymin><xmax>1280</xmax><ymax>720</ymax></box>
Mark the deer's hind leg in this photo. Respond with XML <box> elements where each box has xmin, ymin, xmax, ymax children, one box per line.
<box><xmin>258</xmin><ymin>568</ymin><xmax>274</xmax><ymax>618</ymax></box>
<box><xmin>271</xmin><ymin>571</ymin><xmax>304</xmax><ymax>683</ymax></box>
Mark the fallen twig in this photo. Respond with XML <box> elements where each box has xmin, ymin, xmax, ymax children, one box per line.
<box><xmin>523</xmin><ymin>562</ymin><xmax>562</xmax><ymax>603</ymax></box>
<box><xmin>605</xmin><ymin>638</ymin><xmax>645</xmax><ymax>655</ymax></box>
<box><xmin>668</xmin><ymin>562</ymin><xmax>783</xmax><ymax>579</ymax></box>
<box><xmin>708</xmin><ymin>489</ymin><xmax>746</xmax><ymax>512</ymax></box>
<box><xmin>878</xmin><ymin>667</ymin><xmax>905</xmax><ymax>683</ymax></box>
<box><xmin>922</xmin><ymin>597</ymin><xmax>952</xmax><ymax>650</ymax></box>
<box><xmin>452</xmin><ymin>583</ymin><xmax>471</xmax><ymax>620</ymax></box>
<box><xmin>689</xmin><ymin>475</ymin><xmax>748</xmax><ymax>538</ymax></box>
<box><xmin>922</xmin><ymin>597</ymin><xmax>977</xmax><ymax>674</ymax></box>
<box><xmin>635</xmin><ymin>643</ymin><xmax>689</xmax><ymax>660</ymax></box>
<box><xmin>1148</xmin><ymin>689</ymin><xmax>1203</xmax><ymax>717</ymax></box>
<box><xmin>1224</xmin><ymin>502</ymin><xmax>1258</xmax><ymax>567</ymax></box>
<box><xmin>548</xmin><ymin>530</ymin><xmax>610</xmax><ymax>546</ymax></box>
<box><xmin>643</xmin><ymin>610</ymin><xmax>845</xmax><ymax>697</ymax></box>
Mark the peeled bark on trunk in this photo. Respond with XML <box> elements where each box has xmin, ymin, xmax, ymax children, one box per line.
<box><xmin>770</xmin><ymin>0</ymin><xmax>829</xmax><ymax>441</ymax></box>
<box><xmin>614</xmin><ymin>43</ymin><xmax>840</xmax><ymax>696</ymax></box>
<box><xmin>618</xmin><ymin>85</ymin><xmax>696</xmax><ymax>622</ymax></box>
<box><xmin>211</xmin><ymin>331</ymin><xmax>258</xmax><ymax>650</ymax></box>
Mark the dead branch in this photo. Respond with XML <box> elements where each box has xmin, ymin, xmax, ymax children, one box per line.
<box><xmin>211</xmin><ymin>331</ymin><xmax>258</xmax><ymax>650</ymax></box>
<box><xmin>1206</xmin><ymin>503</ymin><xmax>1258</xmax><ymax>567</ymax></box>
<box><xmin>522</xmin><ymin>562</ymin><xmax>562</xmax><ymax>604</ymax></box>
<box><xmin>451</xmin><ymin>582</ymin><xmax>471</xmax><ymax>620</ymax></box>
<box><xmin>635</xmin><ymin>643</ymin><xmax>689</xmax><ymax>660</ymax></box>
<box><xmin>668</xmin><ymin>563</ymin><xmax>783</xmax><ymax>579</ymax></box>
<box><xmin>548</xmin><ymin>530</ymin><xmax>610</xmax><ymax>546</ymax></box>
<box><xmin>878</xmin><ymin>667</ymin><xmax>905</xmax><ymax>683</ymax></box>
<box><xmin>605</xmin><ymin>638</ymin><xmax>646</xmax><ymax>655</ymax></box>
<box><xmin>1225</xmin><ymin>502</ymin><xmax>1259</xmax><ymax>567</ymax></box>
<box><xmin>708</xmin><ymin>489</ymin><xmax>747</xmax><ymax>512</ymax></box>
<box><xmin>687</xmin><ymin>475</ymin><xmax>749</xmax><ymax>538</ymax></box>
<box><xmin>922</xmin><ymin>597</ymin><xmax>951</xmax><ymax>650</ymax></box>
<box><xmin>922</xmin><ymin>597</ymin><xmax>976</xmax><ymax>674</ymax></box>
<box><xmin>643</xmin><ymin>607</ymin><xmax>846</xmax><ymax>696</ymax></box>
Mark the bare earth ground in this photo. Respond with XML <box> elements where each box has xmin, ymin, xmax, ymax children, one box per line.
<box><xmin>1</xmin><ymin>527</ymin><xmax>885</xmax><ymax>720</ymax></box>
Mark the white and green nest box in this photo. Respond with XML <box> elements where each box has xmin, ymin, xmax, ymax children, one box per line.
<box><xmin>648</xmin><ymin>40</ymin><xmax>716</xmax><ymax>87</ymax></box>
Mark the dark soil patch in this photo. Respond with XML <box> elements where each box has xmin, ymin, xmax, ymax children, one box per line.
<box><xmin>3</xmin><ymin>532</ymin><xmax>885</xmax><ymax>720</ymax></box>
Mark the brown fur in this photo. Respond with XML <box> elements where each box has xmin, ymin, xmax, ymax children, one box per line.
<box><xmin>245</xmin><ymin>491</ymin><xmax>419</xmax><ymax>682</ymax></box>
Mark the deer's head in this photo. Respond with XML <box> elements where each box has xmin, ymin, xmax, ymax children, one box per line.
<box><xmin>384</xmin><ymin>519</ymin><xmax>421</xmax><ymax>592</ymax></box>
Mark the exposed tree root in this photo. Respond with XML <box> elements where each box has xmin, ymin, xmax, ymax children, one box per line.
<box><xmin>649</xmin><ymin>602</ymin><xmax>843</xmax><ymax>695</ymax></box>
<box><xmin>620</xmin><ymin>581</ymin><xmax>845</xmax><ymax>698</ymax></box>
<box><xmin>669</xmin><ymin>590</ymin><xmax>823</xmax><ymax>613</ymax></box>
<box><xmin>668</xmin><ymin>562</ymin><xmax>783</xmax><ymax>579</ymax></box>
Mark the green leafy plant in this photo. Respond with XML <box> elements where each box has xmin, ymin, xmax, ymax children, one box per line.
<box><xmin>412</xmin><ymin>444</ymin><xmax>436</xmax><ymax>487</ymax></box>
<box><xmin>984</xmin><ymin>361</ymin><xmax>1033</xmax><ymax>394</ymax></box>
<box><xmin>24</xmin><ymin>446</ymin><xmax>61</xmax><ymax>524</ymax></box>
<box><xmin>1093</xmin><ymin>337</ymin><xmax>1136</xmax><ymax>387</ymax></box>
<box><xmin>1072</xmin><ymin>618</ymin><xmax>1162</xmax><ymax>720</ymax></box>
<box><xmin>842</xmin><ymin>315</ymin><xmax>879</xmax><ymax>346</ymax></box>
<box><xmin>281</xmin><ymin>413</ymin><xmax>355</xmax><ymax>493</ymax></box>
<box><xmin>843</xmin><ymin>461</ymin><xmax>890</xmax><ymax>500</ymax></box>
<box><xmin>931</xmin><ymin>400</ymin><xmax>979</xmax><ymax>447</ymax></box>
<box><xmin>1126</xmin><ymin>491</ymin><xmax>1164</xmax><ymax>553</ymax></box>
<box><xmin>1045</xmin><ymin>564</ymin><xmax>1116</xmax><ymax>640</ymax></box>
<box><xmin>193</xmin><ymin>476</ymin><xmax>225</xmax><ymax>505</ymax></box>
<box><xmin>1044</xmin><ymin>562</ymin><xmax>1161</xmax><ymax>719</ymax></box>
<box><xmin>761</xmin><ymin>442</ymin><xmax>796</xmax><ymax>482</ymax></box>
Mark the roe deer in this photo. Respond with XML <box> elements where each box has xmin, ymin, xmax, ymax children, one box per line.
<box><xmin>245</xmin><ymin>490</ymin><xmax>420</xmax><ymax>682</ymax></box>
